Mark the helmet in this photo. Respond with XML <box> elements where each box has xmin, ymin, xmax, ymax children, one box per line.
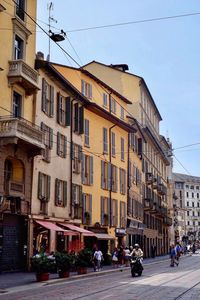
<box><xmin>134</xmin><ymin>244</ymin><xmax>139</xmax><ymax>248</ymax></box>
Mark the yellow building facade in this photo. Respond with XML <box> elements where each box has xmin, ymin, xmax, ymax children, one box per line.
<box><xmin>0</xmin><ymin>1</ymin><xmax>44</xmax><ymax>270</ymax></box>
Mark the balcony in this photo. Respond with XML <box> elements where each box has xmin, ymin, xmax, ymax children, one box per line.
<box><xmin>157</xmin><ymin>184</ymin><xmax>167</xmax><ymax>196</ymax></box>
<box><xmin>146</xmin><ymin>172</ymin><xmax>154</xmax><ymax>185</ymax></box>
<box><xmin>0</xmin><ymin>116</ymin><xmax>44</xmax><ymax>153</ymax></box>
<box><xmin>5</xmin><ymin>180</ymin><xmax>24</xmax><ymax>198</ymax></box>
<box><xmin>164</xmin><ymin>216</ymin><xmax>173</xmax><ymax>226</ymax></box>
<box><xmin>7</xmin><ymin>60</ymin><xmax>39</xmax><ymax>95</ymax></box>
<box><xmin>144</xmin><ymin>198</ymin><xmax>153</xmax><ymax>211</ymax></box>
<box><xmin>0</xmin><ymin>197</ymin><xmax>30</xmax><ymax>215</ymax></box>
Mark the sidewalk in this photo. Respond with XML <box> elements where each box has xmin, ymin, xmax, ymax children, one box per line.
<box><xmin>0</xmin><ymin>255</ymin><xmax>171</xmax><ymax>290</ymax></box>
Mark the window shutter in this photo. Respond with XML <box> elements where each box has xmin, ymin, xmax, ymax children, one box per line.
<box><xmin>116</xmin><ymin>200</ymin><xmax>118</xmax><ymax>227</ymax></box>
<box><xmin>78</xmin><ymin>146</ymin><xmax>82</xmax><ymax>161</ymax></box>
<box><xmin>108</xmin><ymin>162</ymin><xmax>111</xmax><ymax>191</ymax></box>
<box><xmin>49</xmin><ymin>128</ymin><xmax>53</xmax><ymax>149</ymax></box>
<box><xmin>100</xmin><ymin>197</ymin><xmax>104</xmax><ymax>225</ymax></box>
<box><xmin>81</xmin><ymin>154</ymin><xmax>86</xmax><ymax>184</ymax></box>
<box><xmin>50</xmin><ymin>86</ymin><xmax>54</xmax><ymax>117</ymax></box>
<box><xmin>57</xmin><ymin>132</ymin><xmax>60</xmax><ymax>156</ymax></box>
<box><xmin>55</xmin><ymin>178</ymin><xmax>59</xmax><ymax>205</ymax></box>
<box><xmin>65</xmin><ymin>97</ymin><xmax>71</xmax><ymax>126</ymax></box>
<box><xmin>79</xmin><ymin>185</ymin><xmax>83</xmax><ymax>207</ymax></box>
<box><xmin>124</xmin><ymin>170</ymin><xmax>127</xmax><ymax>194</ymax></box>
<box><xmin>82</xmin><ymin>194</ymin><xmax>86</xmax><ymax>223</ymax></box>
<box><xmin>79</xmin><ymin>105</ymin><xmax>84</xmax><ymax>134</ymax></box>
<box><xmin>124</xmin><ymin>202</ymin><xmax>127</xmax><ymax>227</ymax></box>
<box><xmin>64</xmin><ymin>136</ymin><xmax>67</xmax><ymax>158</ymax></box>
<box><xmin>90</xmin><ymin>156</ymin><xmax>93</xmax><ymax>185</ymax></box>
<box><xmin>115</xmin><ymin>166</ymin><xmax>118</xmax><ymax>192</ymax></box>
<box><xmin>72</xmin><ymin>184</ymin><xmax>76</xmax><ymax>205</ymax></box>
<box><xmin>119</xmin><ymin>168</ymin><xmax>122</xmax><ymax>194</ymax></box>
<box><xmin>89</xmin><ymin>194</ymin><xmax>92</xmax><ymax>221</ymax></box>
<box><xmin>101</xmin><ymin>161</ymin><xmax>105</xmax><ymax>189</ymax></box>
<box><xmin>74</xmin><ymin>102</ymin><xmax>79</xmax><ymax>132</ymax></box>
<box><xmin>128</xmin><ymin>161</ymin><xmax>132</xmax><ymax>188</ymax></box>
<box><xmin>81</xmin><ymin>80</ymin><xmax>85</xmax><ymax>95</ymax></box>
<box><xmin>41</xmin><ymin>78</ymin><xmax>47</xmax><ymax>113</ymax></box>
<box><xmin>108</xmin><ymin>198</ymin><xmax>111</xmax><ymax>227</ymax></box>
<box><xmin>138</xmin><ymin>138</ymin><xmax>143</xmax><ymax>158</ymax></box>
<box><xmin>89</xmin><ymin>84</ymin><xmax>92</xmax><ymax>99</ymax></box>
<box><xmin>38</xmin><ymin>172</ymin><xmax>42</xmax><ymax>200</ymax></box>
<box><xmin>47</xmin><ymin>175</ymin><xmax>51</xmax><ymax>201</ymax></box>
<box><xmin>120</xmin><ymin>201</ymin><xmax>122</xmax><ymax>227</ymax></box>
<box><xmin>63</xmin><ymin>181</ymin><xmax>67</xmax><ymax>207</ymax></box>
<box><xmin>57</xmin><ymin>92</ymin><xmax>61</xmax><ymax>124</ymax></box>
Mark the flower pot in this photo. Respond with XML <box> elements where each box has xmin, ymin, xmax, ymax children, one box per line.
<box><xmin>58</xmin><ymin>270</ymin><xmax>70</xmax><ymax>278</ymax></box>
<box><xmin>77</xmin><ymin>267</ymin><xmax>87</xmax><ymax>275</ymax></box>
<box><xmin>36</xmin><ymin>272</ymin><xmax>49</xmax><ymax>282</ymax></box>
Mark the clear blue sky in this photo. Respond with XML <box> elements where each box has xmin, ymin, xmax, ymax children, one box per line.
<box><xmin>37</xmin><ymin>0</ymin><xmax>200</xmax><ymax>176</ymax></box>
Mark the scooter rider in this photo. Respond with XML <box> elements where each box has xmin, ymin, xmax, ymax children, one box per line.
<box><xmin>131</xmin><ymin>244</ymin><xmax>143</xmax><ymax>263</ymax></box>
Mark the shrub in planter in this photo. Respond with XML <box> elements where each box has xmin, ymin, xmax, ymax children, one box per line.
<box><xmin>75</xmin><ymin>248</ymin><xmax>92</xmax><ymax>274</ymax></box>
<box><xmin>30</xmin><ymin>254</ymin><xmax>55</xmax><ymax>281</ymax></box>
<box><xmin>55</xmin><ymin>252</ymin><xmax>73</xmax><ymax>278</ymax></box>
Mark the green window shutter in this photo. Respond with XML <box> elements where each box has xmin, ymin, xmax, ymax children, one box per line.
<box><xmin>38</xmin><ymin>171</ymin><xmax>42</xmax><ymax>200</ymax></box>
<box><xmin>65</xmin><ymin>97</ymin><xmax>71</xmax><ymax>126</ymax></box>
<box><xmin>63</xmin><ymin>181</ymin><xmax>67</xmax><ymax>207</ymax></box>
<box><xmin>41</xmin><ymin>78</ymin><xmax>47</xmax><ymax>113</ymax></box>
<box><xmin>50</xmin><ymin>86</ymin><xmax>54</xmax><ymax>117</ymax></box>
<box><xmin>79</xmin><ymin>105</ymin><xmax>84</xmax><ymax>134</ymax></box>
<box><xmin>74</xmin><ymin>102</ymin><xmax>79</xmax><ymax>132</ymax></box>
<box><xmin>47</xmin><ymin>175</ymin><xmax>51</xmax><ymax>201</ymax></box>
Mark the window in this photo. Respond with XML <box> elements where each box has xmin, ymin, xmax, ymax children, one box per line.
<box><xmin>13</xmin><ymin>91</ymin><xmax>22</xmax><ymax>117</ymax></box>
<box><xmin>41</xmin><ymin>123</ymin><xmax>53</xmax><ymax>162</ymax></box>
<box><xmin>192</xmin><ymin>192</ymin><xmax>194</xmax><ymax>198</ymax></box>
<box><xmin>196</xmin><ymin>186</ymin><xmax>199</xmax><ymax>190</ymax></box>
<box><xmin>198</xmin><ymin>202</ymin><xmax>199</xmax><ymax>208</ymax></box>
<box><xmin>111</xmin><ymin>164</ymin><xmax>118</xmax><ymax>192</ymax></box>
<box><xmin>72</xmin><ymin>184</ymin><xmax>82</xmax><ymax>219</ymax></box>
<box><xmin>110</xmin><ymin>97</ymin><xmax>116</xmax><ymax>114</ymax></box>
<box><xmin>121</xmin><ymin>137</ymin><xmax>125</xmax><ymax>161</ymax></box>
<box><xmin>14</xmin><ymin>34</ymin><xmax>24</xmax><ymax>59</ymax></box>
<box><xmin>55</xmin><ymin>179</ymin><xmax>67</xmax><ymax>207</ymax></box>
<box><xmin>103</xmin><ymin>128</ymin><xmax>108</xmax><ymax>154</ymax></box>
<box><xmin>72</xmin><ymin>143</ymin><xmax>82</xmax><ymax>174</ymax></box>
<box><xmin>187</xmin><ymin>221</ymin><xmax>190</xmax><ymax>226</ymax></box>
<box><xmin>16</xmin><ymin>0</ymin><xmax>25</xmax><ymax>21</ymax></box>
<box><xmin>111</xmin><ymin>199</ymin><xmax>118</xmax><ymax>227</ymax></box>
<box><xmin>103</xmin><ymin>93</ymin><xmax>108</xmax><ymax>107</ymax></box>
<box><xmin>120</xmin><ymin>106</ymin><xmax>125</xmax><ymax>119</ymax></box>
<box><xmin>192</xmin><ymin>211</ymin><xmax>195</xmax><ymax>217</ymax></box>
<box><xmin>119</xmin><ymin>168</ymin><xmax>126</xmax><ymax>195</ymax></box>
<box><xmin>84</xmin><ymin>119</ymin><xmax>89</xmax><ymax>146</ymax></box>
<box><xmin>187</xmin><ymin>201</ymin><xmax>189</xmax><ymax>206</ymax></box>
<box><xmin>101</xmin><ymin>161</ymin><xmax>111</xmax><ymax>190</ymax></box>
<box><xmin>38</xmin><ymin>172</ymin><xmax>51</xmax><ymax>202</ymax></box>
<box><xmin>186</xmin><ymin>185</ymin><xmax>189</xmax><ymax>189</ymax></box>
<box><xmin>57</xmin><ymin>132</ymin><xmax>67</xmax><ymax>158</ymax></box>
<box><xmin>120</xmin><ymin>201</ymin><xmax>126</xmax><ymax>228</ymax></box>
<box><xmin>82</xmin><ymin>154</ymin><xmax>93</xmax><ymax>185</ymax></box>
<box><xmin>100</xmin><ymin>196</ymin><xmax>109</xmax><ymax>226</ymax></box>
<box><xmin>186</xmin><ymin>192</ymin><xmax>189</xmax><ymax>198</ymax></box>
<box><xmin>187</xmin><ymin>211</ymin><xmax>189</xmax><ymax>216</ymax></box>
<box><xmin>74</xmin><ymin>103</ymin><xmax>84</xmax><ymax>134</ymax></box>
<box><xmin>42</xmin><ymin>78</ymin><xmax>54</xmax><ymax>117</ymax></box>
<box><xmin>83</xmin><ymin>193</ymin><xmax>92</xmax><ymax>224</ymax></box>
<box><xmin>197</xmin><ymin>193</ymin><xmax>199</xmax><ymax>199</ymax></box>
<box><xmin>192</xmin><ymin>202</ymin><xmax>194</xmax><ymax>207</ymax></box>
<box><xmin>190</xmin><ymin>185</ymin><xmax>194</xmax><ymax>189</ymax></box>
<box><xmin>111</xmin><ymin>132</ymin><xmax>115</xmax><ymax>157</ymax></box>
<box><xmin>129</xmin><ymin>133</ymin><xmax>137</xmax><ymax>152</ymax></box>
<box><xmin>57</xmin><ymin>93</ymin><xmax>70</xmax><ymax>126</ymax></box>
<box><xmin>81</xmin><ymin>80</ymin><xmax>92</xmax><ymax>99</ymax></box>
<box><xmin>175</xmin><ymin>182</ymin><xmax>184</xmax><ymax>189</ymax></box>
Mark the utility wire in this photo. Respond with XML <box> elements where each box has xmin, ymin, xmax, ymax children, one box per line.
<box><xmin>173</xmin><ymin>155</ymin><xmax>191</xmax><ymax>176</ymax></box>
<box><xmin>66</xmin><ymin>12</ymin><xmax>200</xmax><ymax>33</ymax></box>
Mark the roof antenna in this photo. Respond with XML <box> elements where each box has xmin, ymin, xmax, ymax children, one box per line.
<box><xmin>47</xmin><ymin>2</ymin><xmax>57</xmax><ymax>61</ymax></box>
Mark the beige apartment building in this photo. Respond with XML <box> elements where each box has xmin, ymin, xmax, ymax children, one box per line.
<box><xmin>83</xmin><ymin>61</ymin><xmax>172</xmax><ymax>257</ymax></box>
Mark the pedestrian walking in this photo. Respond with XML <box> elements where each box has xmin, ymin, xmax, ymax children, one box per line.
<box><xmin>93</xmin><ymin>248</ymin><xmax>103</xmax><ymax>271</ymax></box>
<box><xmin>112</xmin><ymin>247</ymin><xmax>119</xmax><ymax>268</ymax></box>
<box><xmin>170</xmin><ymin>244</ymin><xmax>178</xmax><ymax>267</ymax></box>
<box><xmin>124</xmin><ymin>246</ymin><xmax>131</xmax><ymax>267</ymax></box>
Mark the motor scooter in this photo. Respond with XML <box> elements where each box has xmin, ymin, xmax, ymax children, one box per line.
<box><xmin>130</xmin><ymin>256</ymin><xmax>143</xmax><ymax>277</ymax></box>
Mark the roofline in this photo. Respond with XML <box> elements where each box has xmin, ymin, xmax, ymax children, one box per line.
<box><xmin>35</xmin><ymin>59</ymin><xmax>135</xmax><ymax>133</ymax></box>
<box><xmin>82</xmin><ymin>60</ymin><xmax>162</xmax><ymax>120</ymax></box>
<box><xmin>126</xmin><ymin>116</ymin><xmax>147</xmax><ymax>142</ymax></box>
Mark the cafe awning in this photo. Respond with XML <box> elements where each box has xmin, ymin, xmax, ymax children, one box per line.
<box><xmin>35</xmin><ymin>220</ymin><xmax>78</xmax><ymax>236</ymax></box>
<box><xmin>59</xmin><ymin>223</ymin><xmax>96</xmax><ymax>237</ymax></box>
<box><xmin>95</xmin><ymin>233</ymin><xmax>115</xmax><ymax>240</ymax></box>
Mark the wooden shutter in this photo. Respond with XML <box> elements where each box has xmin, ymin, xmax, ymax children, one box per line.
<box><xmin>115</xmin><ymin>166</ymin><xmax>118</xmax><ymax>192</ymax></box>
<box><xmin>64</xmin><ymin>136</ymin><xmax>67</xmax><ymax>158</ymax></box>
<box><xmin>124</xmin><ymin>170</ymin><xmax>126</xmax><ymax>194</ymax></box>
<box><xmin>119</xmin><ymin>168</ymin><xmax>122</xmax><ymax>194</ymax></box>
<box><xmin>101</xmin><ymin>160</ymin><xmax>105</xmax><ymax>189</ymax></box>
<box><xmin>74</xmin><ymin>102</ymin><xmax>79</xmax><ymax>132</ymax></box>
<box><xmin>57</xmin><ymin>92</ymin><xmax>61</xmax><ymax>124</ymax></box>
<box><xmin>47</xmin><ymin>175</ymin><xmax>51</xmax><ymax>201</ymax></box>
<box><xmin>78</xmin><ymin>146</ymin><xmax>82</xmax><ymax>161</ymax></box>
<box><xmin>79</xmin><ymin>185</ymin><xmax>83</xmax><ymax>207</ymax></box>
<box><xmin>57</xmin><ymin>132</ymin><xmax>60</xmax><ymax>156</ymax></box>
<box><xmin>128</xmin><ymin>161</ymin><xmax>132</xmax><ymax>188</ymax></box>
<box><xmin>79</xmin><ymin>105</ymin><xmax>84</xmax><ymax>134</ymax></box>
<box><xmin>110</xmin><ymin>199</ymin><xmax>113</xmax><ymax>227</ymax></box>
<box><xmin>63</xmin><ymin>181</ymin><xmax>67</xmax><ymax>207</ymax></box>
<box><xmin>50</xmin><ymin>86</ymin><xmax>54</xmax><ymax>117</ymax></box>
<box><xmin>49</xmin><ymin>128</ymin><xmax>53</xmax><ymax>149</ymax></box>
<box><xmin>89</xmin><ymin>194</ymin><xmax>92</xmax><ymax>222</ymax></box>
<box><xmin>138</xmin><ymin>138</ymin><xmax>143</xmax><ymax>158</ymax></box>
<box><xmin>82</xmin><ymin>194</ymin><xmax>86</xmax><ymax>223</ymax></box>
<box><xmin>41</xmin><ymin>78</ymin><xmax>47</xmax><ymax>113</ymax></box>
<box><xmin>38</xmin><ymin>172</ymin><xmax>42</xmax><ymax>200</ymax></box>
<box><xmin>89</xmin><ymin>84</ymin><xmax>92</xmax><ymax>99</ymax></box>
<box><xmin>81</xmin><ymin>154</ymin><xmax>86</xmax><ymax>184</ymax></box>
<box><xmin>81</xmin><ymin>80</ymin><xmax>85</xmax><ymax>95</ymax></box>
<box><xmin>90</xmin><ymin>156</ymin><xmax>93</xmax><ymax>185</ymax></box>
<box><xmin>124</xmin><ymin>202</ymin><xmax>127</xmax><ymax>227</ymax></box>
<box><xmin>108</xmin><ymin>162</ymin><xmax>111</xmax><ymax>191</ymax></box>
<box><xmin>65</xmin><ymin>97</ymin><xmax>71</xmax><ymax>126</ymax></box>
<box><xmin>100</xmin><ymin>197</ymin><xmax>104</xmax><ymax>225</ymax></box>
<box><xmin>55</xmin><ymin>178</ymin><xmax>59</xmax><ymax>205</ymax></box>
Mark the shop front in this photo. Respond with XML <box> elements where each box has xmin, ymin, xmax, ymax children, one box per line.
<box><xmin>126</xmin><ymin>219</ymin><xmax>144</xmax><ymax>249</ymax></box>
<box><xmin>115</xmin><ymin>228</ymin><xmax>126</xmax><ymax>246</ymax></box>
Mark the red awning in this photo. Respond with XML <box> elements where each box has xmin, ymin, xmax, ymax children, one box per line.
<box><xmin>58</xmin><ymin>223</ymin><xmax>96</xmax><ymax>237</ymax></box>
<box><xmin>35</xmin><ymin>220</ymin><xmax>78</xmax><ymax>236</ymax></box>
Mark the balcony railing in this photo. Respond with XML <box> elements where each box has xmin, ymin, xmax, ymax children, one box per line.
<box><xmin>157</xmin><ymin>184</ymin><xmax>167</xmax><ymax>196</ymax></box>
<box><xmin>0</xmin><ymin>116</ymin><xmax>44</xmax><ymax>150</ymax></box>
<box><xmin>8</xmin><ymin>60</ymin><xmax>39</xmax><ymax>95</ymax></box>
<box><xmin>146</xmin><ymin>172</ymin><xmax>154</xmax><ymax>185</ymax></box>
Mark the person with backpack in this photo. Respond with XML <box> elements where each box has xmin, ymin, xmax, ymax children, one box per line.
<box><xmin>93</xmin><ymin>248</ymin><xmax>103</xmax><ymax>271</ymax></box>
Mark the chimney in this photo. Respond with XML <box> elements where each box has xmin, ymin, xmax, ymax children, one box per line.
<box><xmin>110</xmin><ymin>64</ymin><xmax>129</xmax><ymax>72</ymax></box>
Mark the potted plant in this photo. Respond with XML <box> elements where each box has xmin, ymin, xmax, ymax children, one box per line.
<box><xmin>30</xmin><ymin>253</ymin><xmax>54</xmax><ymax>282</ymax></box>
<box><xmin>55</xmin><ymin>252</ymin><xmax>72</xmax><ymax>278</ymax></box>
<box><xmin>75</xmin><ymin>248</ymin><xmax>92</xmax><ymax>275</ymax></box>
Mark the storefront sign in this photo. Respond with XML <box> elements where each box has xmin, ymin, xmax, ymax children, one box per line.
<box><xmin>115</xmin><ymin>228</ymin><xmax>126</xmax><ymax>237</ymax></box>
